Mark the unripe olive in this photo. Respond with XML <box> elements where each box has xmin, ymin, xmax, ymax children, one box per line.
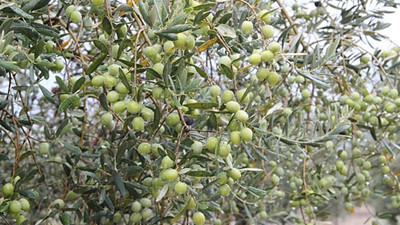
<box><xmin>262</xmin><ymin>25</ymin><xmax>274</xmax><ymax>38</ymax></box>
<box><xmin>382</xmin><ymin>166</ymin><xmax>390</xmax><ymax>174</ymax></box>
<box><xmin>217</xmin><ymin>172</ymin><xmax>228</xmax><ymax>185</ymax></box>
<box><xmin>53</xmin><ymin>59</ymin><xmax>65</xmax><ymax>71</ymax></box>
<box><xmin>357</xmin><ymin>173</ymin><xmax>366</xmax><ymax>183</ymax></box>
<box><xmin>140</xmin><ymin>198</ymin><xmax>151</xmax><ymax>208</ymax></box>
<box><xmin>260</xmin><ymin>211</ymin><xmax>267</xmax><ymax>219</ymax></box>
<box><xmin>219</xmin><ymin>184</ymin><xmax>231</xmax><ymax>196</ymax></box>
<box><xmin>2</xmin><ymin>183</ymin><xmax>14</xmax><ymax>196</ymax></box>
<box><xmin>174</xmin><ymin>33</ymin><xmax>188</xmax><ymax>48</ymax></box>
<box><xmin>363</xmin><ymin>161</ymin><xmax>372</xmax><ymax>170</ymax></box>
<box><xmin>259</xmin><ymin>10</ymin><xmax>271</xmax><ymax>23</ymax></box>
<box><xmin>131</xmin><ymin>201</ymin><xmax>142</xmax><ymax>212</ymax></box>
<box><xmin>267</xmin><ymin>71</ymin><xmax>280</xmax><ymax>85</ymax></box>
<box><xmin>138</xmin><ymin>142</ymin><xmax>151</xmax><ymax>154</ymax></box>
<box><xmin>71</xmin><ymin>10</ymin><xmax>82</xmax><ymax>24</ymax></box>
<box><xmin>271</xmin><ymin>174</ymin><xmax>280</xmax><ymax>185</ymax></box>
<box><xmin>384</xmin><ymin>102</ymin><xmax>396</xmax><ymax>113</ymax></box>
<box><xmin>53</xmin><ymin>199</ymin><xmax>65</xmax><ymax>209</ymax></box>
<box><xmin>219</xmin><ymin>56</ymin><xmax>232</xmax><ymax>68</ymax></box>
<box><xmin>339</xmin><ymin>151</ymin><xmax>348</xmax><ymax>159</ymax></box>
<box><xmin>301</xmin><ymin>89</ymin><xmax>310</xmax><ymax>99</ymax></box>
<box><xmin>16</xmin><ymin>215</ymin><xmax>27</xmax><ymax>225</ymax></box>
<box><xmin>221</xmin><ymin>90</ymin><xmax>234</xmax><ymax>103</ymax></box>
<box><xmin>230</xmin><ymin>131</ymin><xmax>241</xmax><ymax>145</ymax></box>
<box><xmin>241</xmin><ymin>21</ymin><xmax>253</xmax><ymax>35</ymax></box>
<box><xmin>83</xmin><ymin>16</ymin><xmax>93</xmax><ymax>30</ymax></box>
<box><xmin>228</xmin><ymin>168</ymin><xmax>241</xmax><ymax>180</ymax></box>
<box><xmin>132</xmin><ymin>117</ymin><xmax>145</xmax><ymax>131</ymax></box>
<box><xmin>65</xmin><ymin>5</ymin><xmax>76</xmax><ymax>17</ymax></box>
<box><xmin>296</xmin><ymin>75</ymin><xmax>305</xmax><ymax>84</ymax></box>
<box><xmin>106</xmin><ymin>91</ymin><xmax>119</xmax><ymax>103</ymax></box>
<box><xmin>275</xmin><ymin>167</ymin><xmax>284</xmax><ymax>176</ymax></box>
<box><xmin>100</xmin><ymin>113</ymin><xmax>113</xmax><ymax>127</ymax></box>
<box><xmin>353</xmin><ymin>148</ymin><xmax>361</xmax><ymax>157</ymax></box>
<box><xmin>206</xmin><ymin>137</ymin><xmax>218</xmax><ymax>151</ymax></box>
<box><xmin>143</xmin><ymin>46</ymin><xmax>157</xmax><ymax>60</ymax></box>
<box><xmin>115</xmin><ymin>82</ymin><xmax>129</xmax><ymax>94</ymax></box>
<box><xmin>130</xmin><ymin>212</ymin><xmax>142</xmax><ymax>223</ymax></box>
<box><xmin>166</xmin><ymin>113</ymin><xmax>180</xmax><ymax>126</ymax></box>
<box><xmin>389</xmin><ymin>89</ymin><xmax>398</xmax><ymax>99</ymax></box>
<box><xmin>240</xmin><ymin>127</ymin><xmax>253</xmax><ymax>142</ymax></box>
<box><xmin>268</xmin><ymin>42</ymin><xmax>281</xmax><ymax>53</ymax></box>
<box><xmin>218</xmin><ymin>142</ymin><xmax>231</xmax><ymax>158</ymax></box>
<box><xmin>103</xmin><ymin>75</ymin><xmax>116</xmax><ymax>88</ymax></box>
<box><xmin>256</xmin><ymin>67</ymin><xmax>269</xmax><ymax>81</ymax></box>
<box><xmin>261</xmin><ymin>50</ymin><xmax>274</xmax><ymax>61</ymax></box>
<box><xmin>92</xmin><ymin>0</ymin><xmax>104</xmax><ymax>7</ymax></box>
<box><xmin>9</xmin><ymin>200</ymin><xmax>21</xmax><ymax>213</ymax></box>
<box><xmin>112</xmin><ymin>101</ymin><xmax>126</xmax><ymax>114</ymax></box>
<box><xmin>107</xmin><ymin>64</ymin><xmax>120</xmax><ymax>77</ymax></box>
<box><xmin>39</xmin><ymin>143</ymin><xmax>50</xmax><ymax>155</ymax></box>
<box><xmin>164</xmin><ymin>41</ymin><xmax>175</xmax><ymax>55</ymax></box>
<box><xmin>226</xmin><ymin>101</ymin><xmax>240</xmax><ymax>113</ymax></box>
<box><xmin>193</xmin><ymin>212</ymin><xmax>206</xmax><ymax>225</ymax></box>
<box><xmin>174</xmin><ymin>181</ymin><xmax>188</xmax><ymax>194</ymax></box>
<box><xmin>113</xmin><ymin>212</ymin><xmax>122</xmax><ymax>223</ymax></box>
<box><xmin>210</xmin><ymin>85</ymin><xmax>221</xmax><ymax>97</ymax></box>
<box><xmin>344</xmin><ymin>202</ymin><xmax>353</xmax><ymax>211</ymax></box>
<box><xmin>45</xmin><ymin>40</ymin><xmax>55</xmax><ymax>52</ymax></box>
<box><xmin>281</xmin><ymin>65</ymin><xmax>290</xmax><ymax>73</ymax></box>
<box><xmin>235</xmin><ymin>110</ymin><xmax>249</xmax><ymax>123</ymax></box>
<box><xmin>369</xmin><ymin>116</ymin><xmax>379</xmax><ymax>126</ymax></box>
<box><xmin>153</xmin><ymin>62</ymin><xmax>164</xmax><ymax>75</ymax></box>
<box><xmin>142</xmin><ymin>208</ymin><xmax>153</xmax><ymax>219</ymax></box>
<box><xmin>141</xmin><ymin>107</ymin><xmax>154</xmax><ymax>121</ymax></box>
<box><xmin>191</xmin><ymin>141</ymin><xmax>203</xmax><ymax>155</ymax></box>
<box><xmin>186</xmin><ymin>35</ymin><xmax>195</xmax><ymax>50</ymax></box>
<box><xmin>382</xmin><ymin>86</ymin><xmax>390</xmax><ymax>95</ymax></box>
<box><xmin>249</xmin><ymin>53</ymin><xmax>262</xmax><ymax>65</ymax></box>
<box><xmin>66</xmin><ymin>191</ymin><xmax>78</xmax><ymax>201</ymax></box>
<box><xmin>127</xmin><ymin>100</ymin><xmax>141</xmax><ymax>113</ymax></box>
<box><xmin>187</xmin><ymin>197</ymin><xmax>196</xmax><ymax>209</ymax></box>
<box><xmin>91</xmin><ymin>75</ymin><xmax>104</xmax><ymax>87</ymax></box>
<box><xmin>373</xmin><ymin>96</ymin><xmax>382</xmax><ymax>104</ymax></box>
<box><xmin>161</xmin><ymin>156</ymin><xmax>174</xmax><ymax>168</ymax></box>
<box><xmin>152</xmin><ymin>86</ymin><xmax>164</xmax><ymax>100</ymax></box>
<box><xmin>214</xmin><ymin>219</ymin><xmax>222</xmax><ymax>225</ymax></box>
<box><xmin>231</xmin><ymin>54</ymin><xmax>241</xmax><ymax>67</ymax></box>
<box><xmin>163</xmin><ymin>168</ymin><xmax>178</xmax><ymax>181</ymax></box>
<box><xmin>19</xmin><ymin>198</ymin><xmax>30</xmax><ymax>211</ymax></box>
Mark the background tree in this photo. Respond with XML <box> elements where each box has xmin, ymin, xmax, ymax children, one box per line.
<box><xmin>0</xmin><ymin>0</ymin><xmax>400</xmax><ymax>224</ymax></box>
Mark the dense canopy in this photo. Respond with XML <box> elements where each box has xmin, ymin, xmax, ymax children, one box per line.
<box><xmin>0</xmin><ymin>0</ymin><xmax>400</xmax><ymax>224</ymax></box>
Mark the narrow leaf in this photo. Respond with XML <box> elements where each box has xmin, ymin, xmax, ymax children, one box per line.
<box><xmin>72</xmin><ymin>77</ymin><xmax>85</xmax><ymax>93</ymax></box>
<box><xmin>162</xmin><ymin>24</ymin><xmax>192</xmax><ymax>33</ymax></box>
<box><xmin>113</xmin><ymin>171</ymin><xmax>126</xmax><ymax>197</ymax></box>
<box><xmin>187</xmin><ymin>171</ymin><xmax>213</xmax><ymax>177</ymax></box>
<box><xmin>87</xmin><ymin>54</ymin><xmax>107</xmax><ymax>75</ymax></box>
<box><xmin>184</xmin><ymin>102</ymin><xmax>218</xmax><ymax>109</ymax></box>
<box><xmin>39</xmin><ymin>85</ymin><xmax>57</xmax><ymax>104</ymax></box>
<box><xmin>63</xmin><ymin>142</ymin><xmax>82</xmax><ymax>154</ymax></box>
<box><xmin>138</xmin><ymin>0</ymin><xmax>152</xmax><ymax>26</ymax></box>
<box><xmin>93</xmin><ymin>40</ymin><xmax>109</xmax><ymax>54</ymax></box>
<box><xmin>0</xmin><ymin>61</ymin><xmax>20</xmax><ymax>71</ymax></box>
<box><xmin>56</xmin><ymin>76</ymin><xmax>69</xmax><ymax>93</ymax></box>
<box><xmin>101</xmin><ymin>17</ymin><xmax>113</xmax><ymax>35</ymax></box>
<box><xmin>118</xmin><ymin>68</ymin><xmax>131</xmax><ymax>92</ymax></box>
<box><xmin>156</xmin><ymin>184</ymin><xmax>168</xmax><ymax>202</ymax></box>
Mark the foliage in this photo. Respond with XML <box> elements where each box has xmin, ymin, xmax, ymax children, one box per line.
<box><xmin>0</xmin><ymin>0</ymin><xmax>400</xmax><ymax>224</ymax></box>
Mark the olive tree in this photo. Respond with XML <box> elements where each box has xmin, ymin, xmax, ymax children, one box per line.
<box><xmin>0</xmin><ymin>0</ymin><xmax>400</xmax><ymax>224</ymax></box>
